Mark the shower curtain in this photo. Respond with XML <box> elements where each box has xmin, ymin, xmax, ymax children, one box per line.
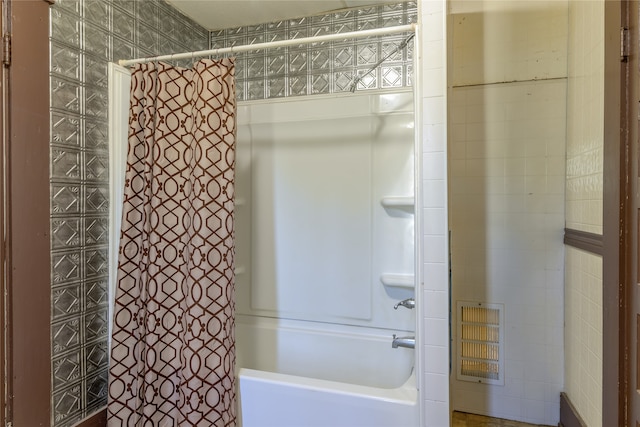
<box><xmin>108</xmin><ymin>59</ymin><xmax>236</xmax><ymax>426</ymax></box>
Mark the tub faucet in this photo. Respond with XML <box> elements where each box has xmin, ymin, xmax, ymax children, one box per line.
<box><xmin>394</xmin><ymin>298</ymin><xmax>415</xmax><ymax>310</ymax></box>
<box><xmin>392</xmin><ymin>334</ymin><xmax>415</xmax><ymax>349</ymax></box>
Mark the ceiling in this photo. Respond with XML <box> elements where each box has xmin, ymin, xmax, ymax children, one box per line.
<box><xmin>165</xmin><ymin>0</ymin><xmax>405</xmax><ymax>30</ymax></box>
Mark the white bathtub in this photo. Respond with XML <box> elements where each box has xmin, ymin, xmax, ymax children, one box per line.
<box><xmin>236</xmin><ymin>315</ymin><xmax>419</xmax><ymax>427</ymax></box>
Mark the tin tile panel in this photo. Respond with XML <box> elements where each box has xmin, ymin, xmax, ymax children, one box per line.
<box><xmin>209</xmin><ymin>1</ymin><xmax>416</xmax><ymax>101</ymax></box>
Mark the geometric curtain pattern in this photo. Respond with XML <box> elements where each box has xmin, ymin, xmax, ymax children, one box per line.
<box><xmin>49</xmin><ymin>1</ymin><xmax>209</xmax><ymax>425</ymax></box>
<box><xmin>108</xmin><ymin>59</ymin><xmax>236</xmax><ymax>426</ymax></box>
<box><xmin>210</xmin><ymin>1</ymin><xmax>417</xmax><ymax>101</ymax></box>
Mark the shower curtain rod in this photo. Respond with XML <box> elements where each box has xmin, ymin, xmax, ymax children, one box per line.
<box><xmin>118</xmin><ymin>23</ymin><xmax>417</xmax><ymax>67</ymax></box>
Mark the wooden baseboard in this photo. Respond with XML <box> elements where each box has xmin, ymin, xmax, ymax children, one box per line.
<box><xmin>75</xmin><ymin>407</ymin><xmax>106</xmax><ymax>427</ymax></box>
<box><xmin>560</xmin><ymin>393</ymin><xmax>587</xmax><ymax>427</ymax></box>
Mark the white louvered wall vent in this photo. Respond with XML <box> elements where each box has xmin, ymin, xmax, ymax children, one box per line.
<box><xmin>456</xmin><ymin>301</ymin><xmax>504</xmax><ymax>386</ymax></box>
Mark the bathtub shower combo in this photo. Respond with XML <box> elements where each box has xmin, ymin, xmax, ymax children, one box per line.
<box><xmin>110</xmin><ymin>24</ymin><xmax>420</xmax><ymax>427</ymax></box>
<box><xmin>235</xmin><ymin>91</ymin><xmax>418</xmax><ymax>426</ymax></box>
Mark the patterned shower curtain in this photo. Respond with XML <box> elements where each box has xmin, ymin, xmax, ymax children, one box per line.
<box><xmin>108</xmin><ymin>59</ymin><xmax>236</xmax><ymax>427</ymax></box>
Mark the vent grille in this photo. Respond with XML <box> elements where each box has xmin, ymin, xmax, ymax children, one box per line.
<box><xmin>456</xmin><ymin>301</ymin><xmax>504</xmax><ymax>385</ymax></box>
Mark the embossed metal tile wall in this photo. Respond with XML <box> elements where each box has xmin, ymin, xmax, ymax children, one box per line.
<box><xmin>50</xmin><ymin>1</ymin><xmax>414</xmax><ymax>426</ymax></box>
<box><xmin>210</xmin><ymin>1</ymin><xmax>417</xmax><ymax>100</ymax></box>
<box><xmin>49</xmin><ymin>1</ymin><xmax>208</xmax><ymax>425</ymax></box>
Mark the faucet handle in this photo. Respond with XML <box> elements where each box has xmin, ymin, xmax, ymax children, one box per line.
<box><xmin>394</xmin><ymin>297</ymin><xmax>415</xmax><ymax>310</ymax></box>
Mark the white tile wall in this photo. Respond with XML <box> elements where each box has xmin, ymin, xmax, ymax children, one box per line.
<box><xmin>563</xmin><ymin>1</ymin><xmax>604</xmax><ymax>425</ymax></box>
<box><xmin>419</xmin><ymin>1</ymin><xmax>450</xmax><ymax>426</ymax></box>
<box><xmin>564</xmin><ymin>247</ymin><xmax>603</xmax><ymax>427</ymax></box>
<box><xmin>565</xmin><ymin>0</ymin><xmax>604</xmax><ymax>234</ymax></box>
<box><xmin>447</xmin><ymin>2</ymin><xmax>568</xmax><ymax>425</ymax></box>
<box><xmin>450</xmin><ymin>1</ymin><xmax>568</xmax><ymax>87</ymax></box>
<box><xmin>449</xmin><ymin>79</ymin><xmax>566</xmax><ymax>426</ymax></box>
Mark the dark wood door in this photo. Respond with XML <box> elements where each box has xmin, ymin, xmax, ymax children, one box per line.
<box><xmin>629</xmin><ymin>0</ymin><xmax>640</xmax><ymax>424</ymax></box>
<box><xmin>0</xmin><ymin>0</ymin><xmax>5</xmax><ymax>423</ymax></box>
<box><xmin>5</xmin><ymin>0</ymin><xmax>52</xmax><ymax>424</ymax></box>
<box><xmin>602</xmin><ymin>1</ymin><xmax>640</xmax><ymax>426</ymax></box>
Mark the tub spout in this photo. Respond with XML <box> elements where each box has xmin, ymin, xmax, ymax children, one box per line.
<box><xmin>392</xmin><ymin>334</ymin><xmax>415</xmax><ymax>349</ymax></box>
<box><xmin>394</xmin><ymin>298</ymin><xmax>415</xmax><ymax>310</ymax></box>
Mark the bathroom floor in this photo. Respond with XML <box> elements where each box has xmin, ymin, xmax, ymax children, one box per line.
<box><xmin>452</xmin><ymin>411</ymin><xmax>553</xmax><ymax>427</ymax></box>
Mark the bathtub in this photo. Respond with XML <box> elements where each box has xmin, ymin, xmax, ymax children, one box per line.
<box><xmin>236</xmin><ymin>315</ymin><xmax>419</xmax><ymax>427</ymax></box>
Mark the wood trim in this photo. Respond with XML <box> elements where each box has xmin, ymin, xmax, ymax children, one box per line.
<box><xmin>602</xmin><ymin>0</ymin><xmax>626</xmax><ymax>426</ymax></box>
<box><xmin>76</xmin><ymin>408</ymin><xmax>107</xmax><ymax>427</ymax></box>
<box><xmin>563</xmin><ymin>228</ymin><xmax>603</xmax><ymax>256</ymax></box>
<box><xmin>560</xmin><ymin>392</ymin><xmax>588</xmax><ymax>427</ymax></box>
<box><xmin>623</xmin><ymin>0</ymin><xmax>640</xmax><ymax>424</ymax></box>
<box><xmin>7</xmin><ymin>0</ymin><xmax>51</xmax><ymax>425</ymax></box>
<box><xmin>0</xmin><ymin>0</ymin><xmax>7</xmax><ymax>424</ymax></box>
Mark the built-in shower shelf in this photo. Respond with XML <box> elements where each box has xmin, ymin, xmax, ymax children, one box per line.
<box><xmin>235</xmin><ymin>198</ymin><xmax>246</xmax><ymax>207</ymax></box>
<box><xmin>380</xmin><ymin>274</ymin><xmax>414</xmax><ymax>289</ymax></box>
<box><xmin>380</xmin><ymin>197</ymin><xmax>414</xmax><ymax>209</ymax></box>
<box><xmin>234</xmin><ymin>266</ymin><xmax>246</xmax><ymax>275</ymax></box>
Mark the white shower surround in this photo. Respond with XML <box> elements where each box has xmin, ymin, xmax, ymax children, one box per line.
<box><xmin>235</xmin><ymin>90</ymin><xmax>417</xmax><ymax>331</ymax></box>
<box><xmin>234</xmin><ymin>89</ymin><xmax>419</xmax><ymax>425</ymax></box>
